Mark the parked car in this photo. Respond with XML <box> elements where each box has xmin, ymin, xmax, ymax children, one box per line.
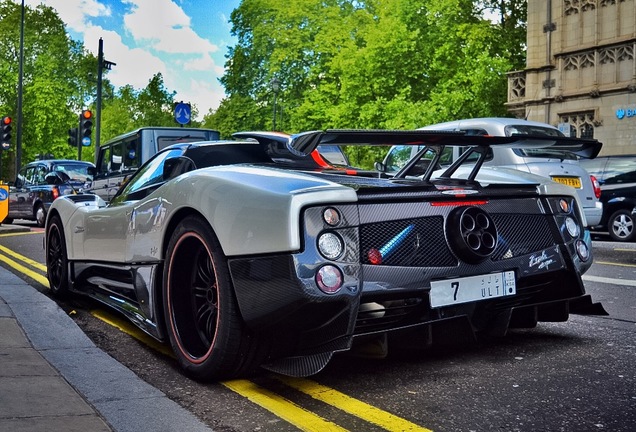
<box><xmin>44</xmin><ymin>129</ymin><xmax>605</xmax><ymax>381</ymax></box>
<box><xmin>378</xmin><ymin>118</ymin><xmax>603</xmax><ymax>227</ymax></box>
<box><xmin>6</xmin><ymin>159</ymin><xmax>95</xmax><ymax>227</ymax></box>
<box><xmin>578</xmin><ymin>154</ymin><xmax>636</xmax><ymax>241</ymax></box>
<box><xmin>89</xmin><ymin>126</ymin><xmax>220</xmax><ymax>201</ymax></box>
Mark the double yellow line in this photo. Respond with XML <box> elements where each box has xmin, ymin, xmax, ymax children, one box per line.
<box><xmin>0</xmin><ymin>232</ymin><xmax>432</xmax><ymax>431</ymax></box>
<box><xmin>0</xmin><ymin>232</ymin><xmax>49</xmax><ymax>287</ymax></box>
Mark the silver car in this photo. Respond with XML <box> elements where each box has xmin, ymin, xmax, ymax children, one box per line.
<box><xmin>380</xmin><ymin>118</ymin><xmax>603</xmax><ymax>227</ymax></box>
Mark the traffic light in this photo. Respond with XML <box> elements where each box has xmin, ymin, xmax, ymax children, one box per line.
<box><xmin>68</xmin><ymin>127</ymin><xmax>78</xmax><ymax>147</ymax></box>
<box><xmin>1</xmin><ymin>116</ymin><xmax>12</xmax><ymax>146</ymax></box>
<box><xmin>80</xmin><ymin>109</ymin><xmax>93</xmax><ymax>141</ymax></box>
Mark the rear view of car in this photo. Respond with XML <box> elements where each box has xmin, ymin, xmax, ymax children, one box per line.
<box><xmin>416</xmin><ymin>118</ymin><xmax>603</xmax><ymax>227</ymax></box>
<box><xmin>579</xmin><ymin>154</ymin><xmax>636</xmax><ymax>241</ymax></box>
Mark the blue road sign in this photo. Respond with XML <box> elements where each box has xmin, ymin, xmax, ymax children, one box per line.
<box><xmin>174</xmin><ymin>102</ymin><xmax>191</xmax><ymax>125</ymax></box>
<box><xmin>82</xmin><ymin>136</ymin><xmax>91</xmax><ymax>146</ymax></box>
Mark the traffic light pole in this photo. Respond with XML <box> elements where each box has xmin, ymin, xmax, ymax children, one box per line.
<box><xmin>96</xmin><ymin>38</ymin><xmax>116</xmax><ymax>165</ymax></box>
<box><xmin>76</xmin><ymin>127</ymin><xmax>81</xmax><ymax>161</ymax></box>
<box><xmin>96</xmin><ymin>38</ymin><xmax>103</xmax><ymax>164</ymax></box>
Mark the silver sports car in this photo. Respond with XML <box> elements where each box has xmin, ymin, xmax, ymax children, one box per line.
<box><xmin>44</xmin><ymin>129</ymin><xmax>606</xmax><ymax>381</ymax></box>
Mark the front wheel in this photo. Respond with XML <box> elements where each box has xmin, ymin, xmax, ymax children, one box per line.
<box><xmin>162</xmin><ymin>216</ymin><xmax>262</xmax><ymax>381</ymax></box>
<box><xmin>608</xmin><ymin>209</ymin><xmax>636</xmax><ymax>242</ymax></box>
<box><xmin>46</xmin><ymin>215</ymin><xmax>69</xmax><ymax>296</ymax></box>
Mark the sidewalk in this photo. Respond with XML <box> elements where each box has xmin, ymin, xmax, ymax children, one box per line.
<box><xmin>0</xmin><ymin>224</ymin><xmax>213</xmax><ymax>432</ymax></box>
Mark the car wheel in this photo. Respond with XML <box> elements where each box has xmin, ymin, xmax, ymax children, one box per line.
<box><xmin>608</xmin><ymin>209</ymin><xmax>636</xmax><ymax>242</ymax></box>
<box><xmin>163</xmin><ymin>216</ymin><xmax>263</xmax><ymax>381</ymax></box>
<box><xmin>2</xmin><ymin>217</ymin><xmax>14</xmax><ymax>225</ymax></box>
<box><xmin>46</xmin><ymin>215</ymin><xmax>69</xmax><ymax>296</ymax></box>
<box><xmin>35</xmin><ymin>204</ymin><xmax>47</xmax><ymax>227</ymax></box>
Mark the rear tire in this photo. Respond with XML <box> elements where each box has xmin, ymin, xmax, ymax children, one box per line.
<box><xmin>608</xmin><ymin>209</ymin><xmax>635</xmax><ymax>242</ymax></box>
<box><xmin>162</xmin><ymin>216</ymin><xmax>262</xmax><ymax>381</ymax></box>
<box><xmin>46</xmin><ymin>215</ymin><xmax>69</xmax><ymax>296</ymax></box>
<box><xmin>35</xmin><ymin>204</ymin><xmax>47</xmax><ymax>228</ymax></box>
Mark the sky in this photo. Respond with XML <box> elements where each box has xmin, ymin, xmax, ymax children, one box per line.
<box><xmin>19</xmin><ymin>0</ymin><xmax>242</xmax><ymax>120</ymax></box>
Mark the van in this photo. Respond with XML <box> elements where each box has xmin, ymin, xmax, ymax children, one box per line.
<box><xmin>89</xmin><ymin>127</ymin><xmax>220</xmax><ymax>201</ymax></box>
<box><xmin>379</xmin><ymin>118</ymin><xmax>603</xmax><ymax>227</ymax></box>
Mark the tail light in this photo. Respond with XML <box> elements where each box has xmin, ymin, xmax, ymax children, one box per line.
<box><xmin>52</xmin><ymin>186</ymin><xmax>59</xmax><ymax>200</ymax></box>
<box><xmin>590</xmin><ymin>175</ymin><xmax>601</xmax><ymax>199</ymax></box>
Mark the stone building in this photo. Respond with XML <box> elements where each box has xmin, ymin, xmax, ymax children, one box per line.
<box><xmin>506</xmin><ymin>0</ymin><xmax>635</xmax><ymax>155</ymax></box>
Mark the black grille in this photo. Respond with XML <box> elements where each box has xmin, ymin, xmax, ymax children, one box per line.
<box><xmin>360</xmin><ymin>217</ymin><xmax>457</xmax><ymax>267</ymax></box>
<box><xmin>491</xmin><ymin>214</ymin><xmax>555</xmax><ymax>260</ymax></box>
<box><xmin>359</xmin><ymin>213</ymin><xmax>555</xmax><ymax>267</ymax></box>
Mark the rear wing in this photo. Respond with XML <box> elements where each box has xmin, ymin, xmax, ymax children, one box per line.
<box><xmin>233</xmin><ymin>130</ymin><xmax>602</xmax><ymax>181</ymax></box>
<box><xmin>235</xmin><ymin>130</ymin><xmax>602</xmax><ymax>159</ymax></box>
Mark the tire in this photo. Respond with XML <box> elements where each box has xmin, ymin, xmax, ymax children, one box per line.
<box><xmin>162</xmin><ymin>216</ymin><xmax>262</xmax><ymax>381</ymax></box>
<box><xmin>35</xmin><ymin>204</ymin><xmax>47</xmax><ymax>228</ymax></box>
<box><xmin>608</xmin><ymin>209</ymin><xmax>636</xmax><ymax>242</ymax></box>
<box><xmin>46</xmin><ymin>215</ymin><xmax>70</xmax><ymax>296</ymax></box>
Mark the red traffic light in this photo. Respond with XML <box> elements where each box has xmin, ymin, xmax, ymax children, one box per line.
<box><xmin>81</xmin><ymin>110</ymin><xmax>92</xmax><ymax>120</ymax></box>
<box><xmin>1</xmin><ymin>116</ymin><xmax>11</xmax><ymax>125</ymax></box>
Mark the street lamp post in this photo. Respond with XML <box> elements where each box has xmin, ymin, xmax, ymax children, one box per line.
<box><xmin>270</xmin><ymin>77</ymin><xmax>280</xmax><ymax>131</ymax></box>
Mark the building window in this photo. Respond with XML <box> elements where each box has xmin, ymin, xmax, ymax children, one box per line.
<box><xmin>559</xmin><ymin>111</ymin><xmax>596</xmax><ymax>138</ymax></box>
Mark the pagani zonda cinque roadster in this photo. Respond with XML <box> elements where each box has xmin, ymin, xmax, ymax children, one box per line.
<box><xmin>45</xmin><ymin>129</ymin><xmax>607</xmax><ymax>381</ymax></box>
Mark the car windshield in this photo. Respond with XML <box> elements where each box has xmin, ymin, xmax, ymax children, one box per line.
<box><xmin>52</xmin><ymin>163</ymin><xmax>94</xmax><ymax>182</ymax></box>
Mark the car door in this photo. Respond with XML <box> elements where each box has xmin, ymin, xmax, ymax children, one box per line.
<box><xmin>9</xmin><ymin>166</ymin><xmax>34</xmax><ymax>219</ymax></box>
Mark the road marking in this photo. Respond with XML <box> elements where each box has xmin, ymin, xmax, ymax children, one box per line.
<box><xmin>583</xmin><ymin>274</ymin><xmax>636</xmax><ymax>287</ymax></box>
<box><xmin>594</xmin><ymin>260</ymin><xmax>636</xmax><ymax>268</ymax></box>
<box><xmin>0</xmin><ymin>230</ymin><xmax>43</xmax><ymax>238</ymax></box>
<box><xmin>277</xmin><ymin>376</ymin><xmax>432</xmax><ymax>432</ymax></box>
<box><xmin>0</xmin><ymin>241</ymin><xmax>436</xmax><ymax>432</ymax></box>
<box><xmin>222</xmin><ymin>379</ymin><xmax>348</xmax><ymax>432</ymax></box>
<box><xmin>0</xmin><ymin>248</ymin><xmax>50</xmax><ymax>288</ymax></box>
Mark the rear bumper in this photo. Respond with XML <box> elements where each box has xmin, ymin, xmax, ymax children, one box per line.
<box><xmin>583</xmin><ymin>201</ymin><xmax>603</xmax><ymax>227</ymax></box>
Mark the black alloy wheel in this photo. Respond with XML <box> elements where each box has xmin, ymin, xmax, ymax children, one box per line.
<box><xmin>163</xmin><ymin>216</ymin><xmax>261</xmax><ymax>381</ymax></box>
<box><xmin>46</xmin><ymin>215</ymin><xmax>69</xmax><ymax>296</ymax></box>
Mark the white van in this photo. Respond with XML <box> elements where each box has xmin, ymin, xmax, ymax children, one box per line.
<box><xmin>379</xmin><ymin>118</ymin><xmax>603</xmax><ymax>226</ymax></box>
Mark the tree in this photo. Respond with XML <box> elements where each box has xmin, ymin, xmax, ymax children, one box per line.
<box><xmin>0</xmin><ymin>0</ymin><xmax>99</xmax><ymax>178</ymax></box>
<box><xmin>205</xmin><ymin>0</ymin><xmax>527</xmax><ymax>143</ymax></box>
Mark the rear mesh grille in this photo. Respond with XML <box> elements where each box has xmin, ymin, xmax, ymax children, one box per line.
<box><xmin>491</xmin><ymin>214</ymin><xmax>554</xmax><ymax>260</ymax></box>
<box><xmin>359</xmin><ymin>213</ymin><xmax>555</xmax><ymax>266</ymax></box>
<box><xmin>360</xmin><ymin>217</ymin><xmax>457</xmax><ymax>267</ymax></box>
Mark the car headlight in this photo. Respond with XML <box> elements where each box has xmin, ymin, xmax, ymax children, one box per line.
<box><xmin>318</xmin><ymin>232</ymin><xmax>344</xmax><ymax>260</ymax></box>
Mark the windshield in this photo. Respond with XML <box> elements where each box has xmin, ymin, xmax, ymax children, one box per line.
<box><xmin>52</xmin><ymin>163</ymin><xmax>94</xmax><ymax>182</ymax></box>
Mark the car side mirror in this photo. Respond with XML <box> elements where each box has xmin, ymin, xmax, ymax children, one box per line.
<box><xmin>87</xmin><ymin>166</ymin><xmax>97</xmax><ymax>177</ymax></box>
<box><xmin>374</xmin><ymin>161</ymin><xmax>386</xmax><ymax>172</ymax></box>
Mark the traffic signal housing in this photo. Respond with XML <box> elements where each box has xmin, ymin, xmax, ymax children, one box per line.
<box><xmin>68</xmin><ymin>127</ymin><xmax>78</xmax><ymax>147</ymax></box>
<box><xmin>1</xmin><ymin>116</ymin><xmax>12</xmax><ymax>146</ymax></box>
<box><xmin>80</xmin><ymin>109</ymin><xmax>93</xmax><ymax>141</ymax></box>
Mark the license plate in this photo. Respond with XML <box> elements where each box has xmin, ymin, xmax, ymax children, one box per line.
<box><xmin>430</xmin><ymin>271</ymin><xmax>516</xmax><ymax>308</ymax></box>
<box><xmin>551</xmin><ymin>176</ymin><xmax>581</xmax><ymax>188</ymax></box>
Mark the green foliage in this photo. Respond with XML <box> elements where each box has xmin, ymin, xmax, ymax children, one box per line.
<box><xmin>0</xmin><ymin>2</ymin><xmax>192</xmax><ymax>180</ymax></box>
<box><xmin>205</xmin><ymin>0</ymin><xmax>528</xmax><ymax>167</ymax></box>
